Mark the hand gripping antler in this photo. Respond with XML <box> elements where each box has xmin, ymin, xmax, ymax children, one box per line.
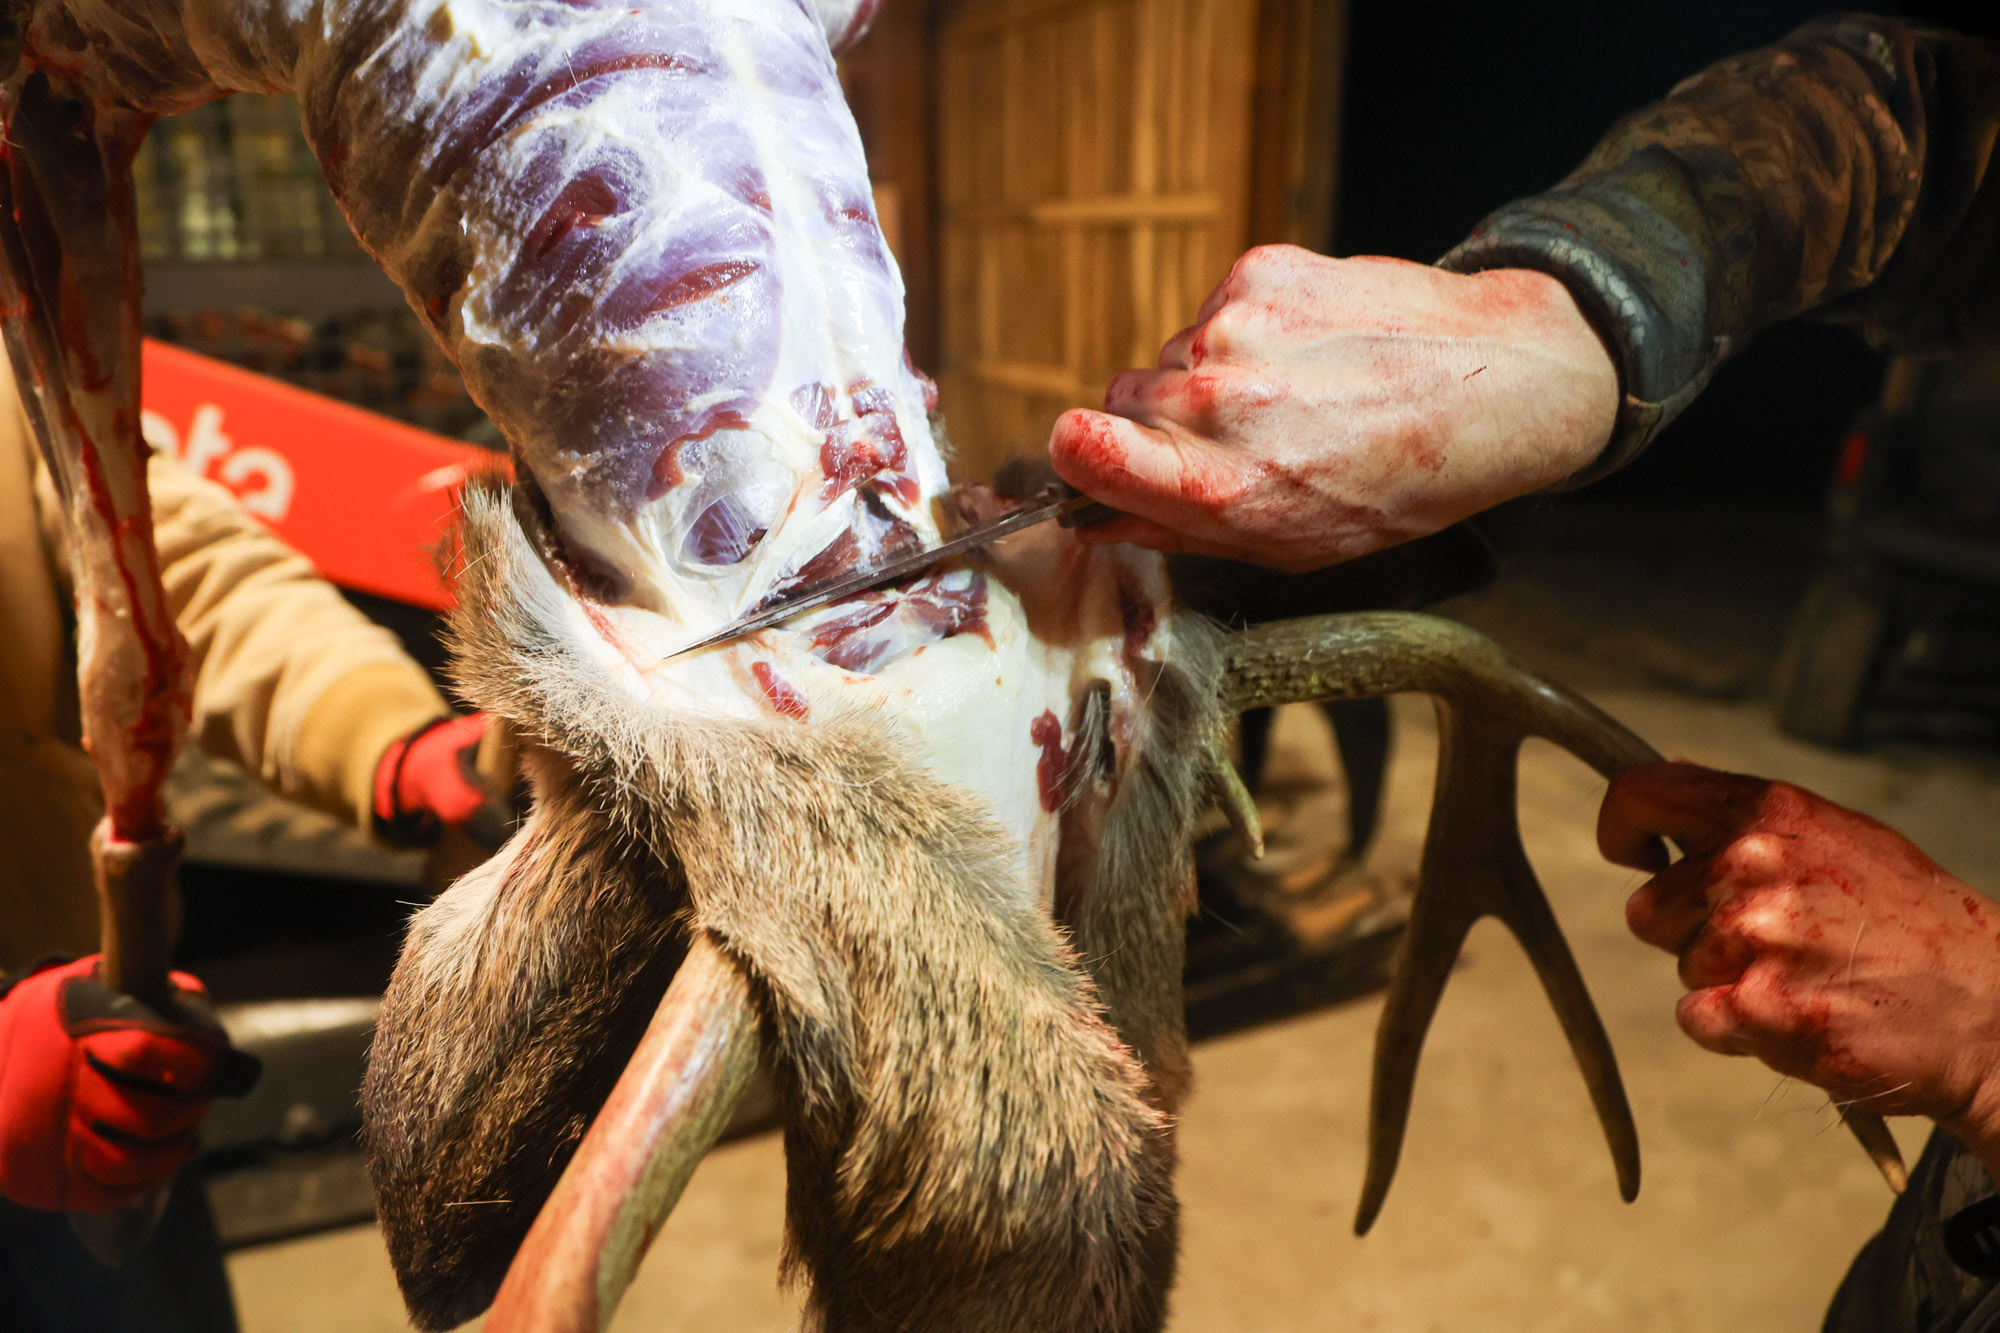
<box><xmin>1218</xmin><ymin>611</ymin><xmax>1903</xmax><ymax>1233</ymax></box>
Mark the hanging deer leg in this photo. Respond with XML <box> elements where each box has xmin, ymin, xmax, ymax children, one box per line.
<box><xmin>0</xmin><ymin>68</ymin><xmax>193</xmax><ymax>1255</ymax></box>
<box><xmin>484</xmin><ymin>934</ymin><xmax>763</xmax><ymax>1333</ymax></box>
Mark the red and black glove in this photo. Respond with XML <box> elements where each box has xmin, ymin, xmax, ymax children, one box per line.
<box><xmin>372</xmin><ymin>713</ymin><xmax>513</xmax><ymax>851</ymax></box>
<box><xmin>0</xmin><ymin>956</ymin><xmax>259</xmax><ymax>1214</ymax></box>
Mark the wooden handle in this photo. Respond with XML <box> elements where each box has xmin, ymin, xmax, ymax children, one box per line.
<box><xmin>88</xmin><ymin>819</ymin><xmax>184</xmax><ymax>1014</ymax></box>
<box><xmin>72</xmin><ymin>818</ymin><xmax>186</xmax><ymax>1264</ymax></box>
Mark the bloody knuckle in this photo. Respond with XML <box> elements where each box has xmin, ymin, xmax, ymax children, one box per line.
<box><xmin>1730</xmin><ymin>967</ymin><xmax>1809</xmax><ymax>1033</ymax></box>
<box><xmin>1732</xmin><ymin>899</ymin><xmax>1796</xmax><ymax>950</ymax></box>
<box><xmin>1677</xmin><ymin>989</ymin><xmax>1736</xmax><ymax>1045</ymax></box>
<box><xmin>1708</xmin><ymin>886</ymin><xmax>1788</xmax><ymax>943</ymax></box>
<box><xmin>1717</xmin><ymin>832</ymin><xmax>1789</xmax><ymax>883</ymax></box>
<box><xmin>1755</xmin><ymin>782</ymin><xmax>1813</xmax><ymax>825</ymax></box>
<box><xmin>1201</xmin><ymin>304</ymin><xmax>1254</xmax><ymax>354</ymax></box>
<box><xmin>1229</xmin><ymin>244</ymin><xmax>1289</xmax><ymax>284</ymax></box>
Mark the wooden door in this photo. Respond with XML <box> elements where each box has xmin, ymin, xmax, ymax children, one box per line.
<box><xmin>935</xmin><ymin>0</ymin><xmax>1263</xmax><ymax>478</ymax></box>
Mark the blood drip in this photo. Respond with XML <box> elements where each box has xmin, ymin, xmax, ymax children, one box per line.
<box><xmin>752</xmin><ymin>661</ymin><xmax>810</xmax><ymax>720</ymax></box>
<box><xmin>1031</xmin><ymin>710</ymin><xmax>1070</xmax><ymax>812</ymax></box>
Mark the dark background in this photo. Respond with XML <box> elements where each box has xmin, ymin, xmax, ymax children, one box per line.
<box><xmin>1334</xmin><ymin>1</ymin><xmax>2000</xmax><ymax>508</ymax></box>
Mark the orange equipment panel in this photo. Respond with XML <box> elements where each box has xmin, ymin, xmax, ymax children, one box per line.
<box><xmin>140</xmin><ymin>339</ymin><xmax>500</xmax><ymax>611</ymax></box>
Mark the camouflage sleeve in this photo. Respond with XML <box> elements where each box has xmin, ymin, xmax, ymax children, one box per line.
<box><xmin>1439</xmin><ymin>14</ymin><xmax>2000</xmax><ymax>484</ymax></box>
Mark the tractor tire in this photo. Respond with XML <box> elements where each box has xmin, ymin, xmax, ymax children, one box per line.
<box><xmin>1774</xmin><ymin>567</ymin><xmax>1893</xmax><ymax>749</ymax></box>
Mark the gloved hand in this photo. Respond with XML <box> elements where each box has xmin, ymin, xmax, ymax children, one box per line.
<box><xmin>1602</xmin><ymin>761</ymin><xmax>2000</xmax><ymax>1177</ymax></box>
<box><xmin>0</xmin><ymin>956</ymin><xmax>258</xmax><ymax>1214</ymax></box>
<box><xmin>1047</xmin><ymin>245</ymin><xmax>1619</xmax><ymax>572</ymax></box>
<box><xmin>372</xmin><ymin>713</ymin><xmax>515</xmax><ymax>852</ymax></box>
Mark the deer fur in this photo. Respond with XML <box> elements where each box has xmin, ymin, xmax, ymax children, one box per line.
<box><xmin>364</xmin><ymin>477</ymin><xmax>1224</xmax><ymax>1332</ymax></box>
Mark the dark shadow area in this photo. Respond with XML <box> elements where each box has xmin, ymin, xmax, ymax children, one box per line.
<box><xmin>1336</xmin><ymin>0</ymin><xmax>1998</xmax><ymax>513</ymax></box>
<box><xmin>1438</xmin><ymin>500</ymin><xmax>1827</xmax><ymax>700</ymax></box>
<box><xmin>175</xmin><ymin>860</ymin><xmax>409</xmax><ymax>1002</ymax></box>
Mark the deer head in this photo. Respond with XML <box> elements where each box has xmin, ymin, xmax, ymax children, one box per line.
<box><xmin>0</xmin><ymin>4</ymin><xmax>1894</xmax><ymax>1332</ymax></box>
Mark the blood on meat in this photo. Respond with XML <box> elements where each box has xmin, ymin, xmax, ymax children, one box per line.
<box><xmin>649</xmin><ymin>408</ymin><xmax>752</xmax><ymax>498</ymax></box>
<box><xmin>527</xmin><ymin>172</ymin><xmax>622</xmax><ymax>262</ymax></box>
<box><xmin>906</xmin><ymin>571</ymin><xmax>990</xmax><ymax>645</ymax></box>
<box><xmin>1031</xmin><ymin>710</ymin><xmax>1071</xmax><ymax>813</ymax></box>
<box><xmin>1116</xmin><ymin>576</ymin><xmax>1156</xmax><ymax>659</ymax></box>
<box><xmin>751</xmin><ymin>661</ymin><xmax>809</xmax><ymax>720</ymax></box>
<box><xmin>818</xmin><ymin>379</ymin><xmax>913</xmax><ymax>502</ymax></box>
<box><xmin>809</xmin><ymin>602</ymin><xmax>896</xmax><ymax>672</ymax></box>
<box><xmin>652</xmin><ymin>258</ymin><xmax>760</xmax><ymax>312</ymax></box>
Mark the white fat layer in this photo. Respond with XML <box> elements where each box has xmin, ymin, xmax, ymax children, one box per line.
<box><xmin>572</xmin><ymin>582</ymin><xmax>1069</xmax><ymax>900</ymax></box>
<box><xmin>570</xmin><ymin>525</ymin><xmax>1171</xmax><ymax>908</ymax></box>
<box><xmin>56</xmin><ymin>0</ymin><xmax>1168</xmax><ymax>910</ymax></box>
<box><xmin>411</xmin><ymin>0</ymin><xmax>942</xmax><ymax>633</ymax></box>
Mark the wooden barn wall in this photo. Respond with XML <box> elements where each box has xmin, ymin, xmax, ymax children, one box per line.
<box><xmin>919</xmin><ymin>0</ymin><xmax>1345</xmax><ymax>481</ymax></box>
<box><xmin>840</xmin><ymin>2</ymin><xmax>941</xmax><ymax>370</ymax></box>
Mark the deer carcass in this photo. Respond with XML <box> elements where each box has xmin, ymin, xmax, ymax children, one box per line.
<box><xmin>0</xmin><ymin>2</ymin><xmax>1777</xmax><ymax>1330</ymax></box>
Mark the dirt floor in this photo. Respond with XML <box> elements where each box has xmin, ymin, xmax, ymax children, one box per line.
<box><xmin>224</xmin><ymin>502</ymin><xmax>2000</xmax><ymax>1332</ymax></box>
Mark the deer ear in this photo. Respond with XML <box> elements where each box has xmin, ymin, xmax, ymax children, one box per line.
<box><xmin>363</xmin><ymin>795</ymin><xmax>688</xmax><ymax>1330</ymax></box>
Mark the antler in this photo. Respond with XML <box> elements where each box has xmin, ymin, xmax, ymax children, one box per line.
<box><xmin>1218</xmin><ymin>611</ymin><xmax>1902</xmax><ymax>1232</ymax></box>
<box><xmin>484</xmin><ymin>933</ymin><xmax>764</xmax><ymax>1333</ymax></box>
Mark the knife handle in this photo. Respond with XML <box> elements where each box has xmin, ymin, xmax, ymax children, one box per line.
<box><xmin>1053</xmin><ymin>485</ymin><xmax>1121</xmax><ymax>529</ymax></box>
<box><xmin>69</xmin><ymin>823</ymin><xmax>184</xmax><ymax>1266</ymax></box>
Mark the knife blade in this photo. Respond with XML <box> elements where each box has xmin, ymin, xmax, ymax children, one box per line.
<box><xmin>664</xmin><ymin>487</ymin><xmax>1117</xmax><ymax>660</ymax></box>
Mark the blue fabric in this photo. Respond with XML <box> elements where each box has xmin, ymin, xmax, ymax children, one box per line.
<box><xmin>0</xmin><ymin>1167</ymin><xmax>238</xmax><ymax>1333</ymax></box>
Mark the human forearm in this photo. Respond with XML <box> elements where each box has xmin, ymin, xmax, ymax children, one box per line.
<box><xmin>147</xmin><ymin>453</ymin><xmax>449</xmax><ymax>825</ymax></box>
<box><xmin>1050</xmin><ymin>17</ymin><xmax>1999</xmax><ymax>571</ymax></box>
<box><xmin>1443</xmin><ymin>15</ymin><xmax>2000</xmax><ymax>482</ymax></box>
<box><xmin>1943</xmin><ymin>1079</ymin><xmax>2000</xmax><ymax>1187</ymax></box>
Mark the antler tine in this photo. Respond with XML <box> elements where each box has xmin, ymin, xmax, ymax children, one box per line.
<box><xmin>1357</xmin><ymin>699</ymin><xmax>1636</xmax><ymax>1233</ymax></box>
<box><xmin>486</xmin><ymin>933</ymin><xmax>764</xmax><ymax>1333</ymax></box>
<box><xmin>1221</xmin><ymin>610</ymin><xmax>1906</xmax><ymax>1223</ymax></box>
<box><xmin>1489</xmin><ymin>820</ymin><xmax>1641</xmax><ymax>1203</ymax></box>
<box><xmin>1352</xmin><ymin>784</ymin><xmax>1479</xmax><ymax>1235</ymax></box>
<box><xmin>1203</xmin><ymin>728</ymin><xmax>1266</xmax><ymax>859</ymax></box>
<box><xmin>1223</xmin><ymin>613</ymin><xmax>1647</xmax><ymax>1229</ymax></box>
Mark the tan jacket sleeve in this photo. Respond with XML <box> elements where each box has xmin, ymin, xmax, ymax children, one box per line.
<box><xmin>146</xmin><ymin>454</ymin><xmax>452</xmax><ymax>829</ymax></box>
<box><xmin>0</xmin><ymin>405</ymin><xmax>105</xmax><ymax>966</ymax></box>
<box><xmin>35</xmin><ymin>444</ymin><xmax>452</xmax><ymax>831</ymax></box>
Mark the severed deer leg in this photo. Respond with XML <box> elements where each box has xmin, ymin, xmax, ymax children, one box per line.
<box><xmin>1217</xmin><ymin>611</ymin><xmax>1905</xmax><ymax>1230</ymax></box>
<box><xmin>0</xmin><ymin>67</ymin><xmax>190</xmax><ymax>993</ymax></box>
<box><xmin>0</xmin><ymin>66</ymin><xmax>194</xmax><ymax>1257</ymax></box>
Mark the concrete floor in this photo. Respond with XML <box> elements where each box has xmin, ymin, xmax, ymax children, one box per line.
<box><xmin>226</xmin><ymin>678</ymin><xmax>2000</xmax><ymax>1332</ymax></box>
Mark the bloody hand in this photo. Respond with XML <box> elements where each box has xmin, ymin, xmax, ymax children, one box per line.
<box><xmin>372</xmin><ymin>713</ymin><xmax>512</xmax><ymax>851</ymax></box>
<box><xmin>0</xmin><ymin>956</ymin><xmax>256</xmax><ymax>1214</ymax></box>
<box><xmin>1047</xmin><ymin>246</ymin><xmax>1619</xmax><ymax>572</ymax></box>
<box><xmin>1602</xmin><ymin>761</ymin><xmax>2000</xmax><ymax>1163</ymax></box>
